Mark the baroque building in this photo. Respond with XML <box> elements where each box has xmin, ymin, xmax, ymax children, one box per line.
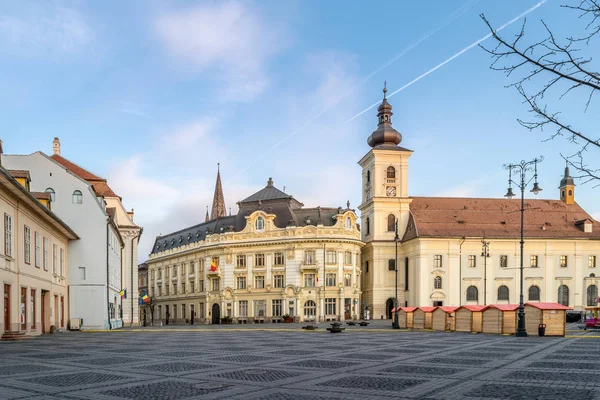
<box><xmin>147</xmin><ymin>176</ymin><xmax>363</xmax><ymax>323</ymax></box>
<box><xmin>359</xmin><ymin>88</ymin><xmax>600</xmax><ymax>319</ymax></box>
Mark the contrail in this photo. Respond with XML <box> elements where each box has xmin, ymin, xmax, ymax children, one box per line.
<box><xmin>225</xmin><ymin>1</ymin><xmax>480</xmax><ymax>183</ymax></box>
<box><xmin>345</xmin><ymin>0</ymin><xmax>549</xmax><ymax>124</ymax></box>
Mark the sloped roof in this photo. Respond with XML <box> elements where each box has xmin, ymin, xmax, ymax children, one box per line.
<box><xmin>400</xmin><ymin>307</ymin><xmax>418</xmax><ymax>312</ymax></box>
<box><xmin>417</xmin><ymin>306</ymin><xmax>437</xmax><ymax>312</ymax></box>
<box><xmin>31</xmin><ymin>192</ymin><xmax>51</xmax><ymax>201</ymax></box>
<box><xmin>488</xmin><ymin>304</ymin><xmax>519</xmax><ymax>311</ymax></box>
<box><xmin>403</xmin><ymin>197</ymin><xmax>600</xmax><ymax>241</ymax></box>
<box><xmin>51</xmin><ymin>154</ymin><xmax>120</xmax><ymax>199</ymax></box>
<box><xmin>437</xmin><ymin>306</ymin><xmax>459</xmax><ymax>313</ymax></box>
<box><xmin>458</xmin><ymin>305</ymin><xmax>488</xmax><ymax>312</ymax></box>
<box><xmin>240</xmin><ymin>184</ymin><xmax>291</xmax><ymax>203</ymax></box>
<box><xmin>525</xmin><ymin>302</ymin><xmax>572</xmax><ymax>310</ymax></box>
<box><xmin>7</xmin><ymin>169</ymin><xmax>31</xmax><ymax>180</ymax></box>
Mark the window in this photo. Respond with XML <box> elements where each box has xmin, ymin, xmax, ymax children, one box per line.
<box><xmin>326</xmin><ymin>273</ymin><xmax>336</xmax><ymax>286</ymax></box>
<box><xmin>434</xmin><ymin>276</ymin><xmax>442</xmax><ymax>289</ymax></box>
<box><xmin>304</xmin><ymin>251</ymin><xmax>315</xmax><ymax>264</ymax></box>
<box><xmin>256</xmin><ymin>217</ymin><xmax>264</xmax><ymax>231</ymax></box>
<box><xmin>173</xmin><ymin>285</ymin><xmax>177</xmax><ymax>295</ymax></box>
<box><xmin>53</xmin><ymin>244</ymin><xmax>57</xmax><ymax>274</ymax></box>
<box><xmin>388</xmin><ymin>259</ymin><xmax>396</xmax><ymax>271</ymax></box>
<box><xmin>211</xmin><ymin>278</ymin><xmax>220</xmax><ymax>291</ymax></box>
<box><xmin>236</xmin><ymin>276</ymin><xmax>246</xmax><ymax>290</ymax></box>
<box><xmin>326</xmin><ymin>250</ymin><xmax>337</xmax><ymax>264</ymax></box>
<box><xmin>366</xmin><ymin>170</ymin><xmax>371</xmax><ymax>182</ymax></box>
<box><xmin>255</xmin><ymin>253</ymin><xmax>265</xmax><ymax>267</ymax></box>
<box><xmin>468</xmin><ymin>255</ymin><xmax>476</xmax><ymax>268</ymax></box>
<box><xmin>273</xmin><ymin>275</ymin><xmax>284</xmax><ymax>288</ymax></box>
<box><xmin>386</xmin><ymin>214</ymin><xmax>396</xmax><ymax>232</ymax></box>
<box><xmin>346</xmin><ymin>217</ymin><xmax>352</xmax><ymax>230</ymax></box>
<box><xmin>190</xmin><ymin>281</ymin><xmax>195</xmax><ymax>293</ymax></box>
<box><xmin>20</xmin><ymin>287</ymin><xmax>26</xmax><ymax>330</ymax></box>
<box><xmin>325</xmin><ymin>298</ymin><xmax>336</xmax><ymax>315</ymax></box>
<box><xmin>79</xmin><ymin>267</ymin><xmax>86</xmax><ymax>280</ymax></box>
<box><xmin>165</xmin><ymin>284</ymin><xmax>169</xmax><ymax>296</ymax></box>
<box><xmin>72</xmin><ymin>190</ymin><xmax>83</xmax><ymax>204</ymax></box>
<box><xmin>304</xmin><ymin>300</ymin><xmax>316</xmax><ymax>317</ymax></box>
<box><xmin>530</xmin><ymin>255</ymin><xmax>538</xmax><ymax>268</ymax></box>
<box><xmin>365</xmin><ymin>261</ymin><xmax>369</xmax><ymax>273</ymax></box>
<box><xmin>181</xmin><ymin>282</ymin><xmax>185</xmax><ymax>294</ymax></box>
<box><xmin>31</xmin><ymin>289</ymin><xmax>36</xmax><ymax>329</ymax></box>
<box><xmin>405</xmin><ymin>257</ymin><xmax>409</xmax><ymax>290</ymax></box>
<box><xmin>466</xmin><ymin>286</ymin><xmax>479</xmax><ymax>302</ymax></box>
<box><xmin>560</xmin><ymin>255</ymin><xmax>568</xmax><ymax>268</ymax></box>
<box><xmin>344</xmin><ymin>251</ymin><xmax>352</xmax><ymax>265</ymax></box>
<box><xmin>497</xmin><ymin>285</ymin><xmax>509</xmax><ymax>301</ymax></box>
<box><xmin>272</xmin><ymin>299</ymin><xmax>282</xmax><ymax>317</ymax></box>
<box><xmin>274</xmin><ymin>252</ymin><xmax>285</xmax><ymax>266</ymax></box>
<box><xmin>590</xmin><ymin>256</ymin><xmax>597</xmax><ymax>269</ymax></box>
<box><xmin>344</xmin><ymin>273</ymin><xmax>352</xmax><ymax>287</ymax></box>
<box><xmin>43</xmin><ymin>238</ymin><xmax>49</xmax><ymax>271</ymax></box>
<box><xmin>304</xmin><ymin>273</ymin><xmax>316</xmax><ymax>287</ymax></box>
<box><xmin>254</xmin><ymin>275</ymin><xmax>265</xmax><ymax>289</ymax></box>
<box><xmin>4</xmin><ymin>214</ymin><xmax>11</xmax><ymax>257</ymax></box>
<box><xmin>236</xmin><ymin>255</ymin><xmax>246</xmax><ymax>268</ymax></box>
<box><xmin>254</xmin><ymin>300</ymin><xmax>266</xmax><ymax>317</ymax></box>
<box><xmin>45</xmin><ymin>188</ymin><xmax>55</xmax><ymax>202</ymax></box>
<box><xmin>35</xmin><ymin>233</ymin><xmax>41</xmax><ymax>267</ymax></box>
<box><xmin>199</xmin><ymin>280</ymin><xmax>204</xmax><ymax>292</ymax></box>
<box><xmin>528</xmin><ymin>285</ymin><xmax>540</xmax><ymax>301</ymax></box>
<box><xmin>182</xmin><ymin>304</ymin><xmax>186</xmax><ymax>319</ymax></box>
<box><xmin>60</xmin><ymin>248</ymin><xmax>64</xmax><ymax>277</ymax></box>
<box><xmin>434</xmin><ymin>255</ymin><xmax>442</xmax><ymax>268</ymax></box>
<box><xmin>190</xmin><ymin>262</ymin><xmax>195</xmax><ymax>273</ymax></box>
<box><xmin>500</xmin><ymin>255</ymin><xmax>508</xmax><ymax>268</ymax></box>
<box><xmin>558</xmin><ymin>285</ymin><xmax>569</xmax><ymax>306</ymax></box>
<box><xmin>24</xmin><ymin>226</ymin><xmax>31</xmax><ymax>264</ymax></box>
<box><xmin>587</xmin><ymin>285</ymin><xmax>598</xmax><ymax>306</ymax></box>
<box><xmin>386</xmin><ymin>166</ymin><xmax>396</xmax><ymax>180</ymax></box>
<box><xmin>239</xmin><ymin>300</ymin><xmax>248</xmax><ymax>317</ymax></box>
<box><xmin>366</xmin><ymin>217</ymin><xmax>370</xmax><ymax>235</ymax></box>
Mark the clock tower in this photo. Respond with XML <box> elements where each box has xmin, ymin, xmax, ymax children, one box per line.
<box><xmin>358</xmin><ymin>85</ymin><xmax>413</xmax><ymax>319</ymax></box>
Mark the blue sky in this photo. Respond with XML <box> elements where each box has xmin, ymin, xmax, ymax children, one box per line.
<box><xmin>1</xmin><ymin>0</ymin><xmax>597</xmax><ymax>262</ymax></box>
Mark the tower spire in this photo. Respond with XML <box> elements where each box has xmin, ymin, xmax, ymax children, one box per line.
<box><xmin>211</xmin><ymin>163</ymin><xmax>226</xmax><ymax>219</ymax></box>
<box><xmin>559</xmin><ymin>161</ymin><xmax>575</xmax><ymax>204</ymax></box>
<box><xmin>205</xmin><ymin>206</ymin><xmax>210</xmax><ymax>222</ymax></box>
<box><xmin>367</xmin><ymin>83</ymin><xmax>402</xmax><ymax>148</ymax></box>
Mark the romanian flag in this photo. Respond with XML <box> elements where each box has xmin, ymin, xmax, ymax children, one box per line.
<box><xmin>210</xmin><ymin>259</ymin><xmax>217</xmax><ymax>272</ymax></box>
<box><xmin>119</xmin><ymin>289</ymin><xmax>127</xmax><ymax>299</ymax></box>
<box><xmin>142</xmin><ymin>294</ymin><xmax>149</xmax><ymax>303</ymax></box>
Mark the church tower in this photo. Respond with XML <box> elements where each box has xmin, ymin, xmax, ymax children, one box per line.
<box><xmin>559</xmin><ymin>162</ymin><xmax>575</xmax><ymax>205</ymax></box>
<box><xmin>358</xmin><ymin>85</ymin><xmax>413</xmax><ymax>319</ymax></box>
<box><xmin>210</xmin><ymin>164</ymin><xmax>226</xmax><ymax>220</ymax></box>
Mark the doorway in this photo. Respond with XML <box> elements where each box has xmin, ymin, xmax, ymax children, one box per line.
<box><xmin>211</xmin><ymin>303</ymin><xmax>220</xmax><ymax>324</ymax></box>
<box><xmin>41</xmin><ymin>290</ymin><xmax>47</xmax><ymax>333</ymax></box>
<box><xmin>190</xmin><ymin>305</ymin><xmax>195</xmax><ymax>325</ymax></box>
<box><xmin>3</xmin><ymin>284</ymin><xmax>10</xmax><ymax>332</ymax></box>
<box><xmin>386</xmin><ymin>298</ymin><xmax>394</xmax><ymax>319</ymax></box>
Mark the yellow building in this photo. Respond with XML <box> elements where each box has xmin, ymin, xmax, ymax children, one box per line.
<box><xmin>0</xmin><ymin>164</ymin><xmax>78</xmax><ymax>336</ymax></box>
<box><xmin>147</xmin><ymin>174</ymin><xmax>363</xmax><ymax>324</ymax></box>
<box><xmin>358</xmin><ymin>88</ymin><xmax>600</xmax><ymax>319</ymax></box>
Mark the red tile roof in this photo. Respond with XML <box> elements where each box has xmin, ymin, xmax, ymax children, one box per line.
<box><xmin>50</xmin><ymin>154</ymin><xmax>120</xmax><ymax>199</ymax></box>
<box><xmin>437</xmin><ymin>306</ymin><xmax>459</xmax><ymax>313</ymax></box>
<box><xmin>7</xmin><ymin>169</ymin><xmax>30</xmax><ymax>180</ymax></box>
<box><xmin>31</xmin><ymin>192</ymin><xmax>51</xmax><ymax>200</ymax></box>
<box><xmin>400</xmin><ymin>307</ymin><xmax>418</xmax><ymax>312</ymax></box>
<box><xmin>459</xmin><ymin>305</ymin><xmax>488</xmax><ymax>312</ymax></box>
<box><xmin>403</xmin><ymin>197</ymin><xmax>600</xmax><ymax>241</ymax></box>
<box><xmin>418</xmin><ymin>306</ymin><xmax>437</xmax><ymax>312</ymax></box>
<box><xmin>525</xmin><ymin>302</ymin><xmax>572</xmax><ymax>310</ymax></box>
<box><xmin>488</xmin><ymin>304</ymin><xmax>519</xmax><ymax>311</ymax></box>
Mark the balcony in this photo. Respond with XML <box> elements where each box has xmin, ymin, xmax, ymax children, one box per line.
<box><xmin>300</xmin><ymin>262</ymin><xmax>318</xmax><ymax>271</ymax></box>
<box><xmin>207</xmin><ymin>267</ymin><xmax>221</xmax><ymax>277</ymax></box>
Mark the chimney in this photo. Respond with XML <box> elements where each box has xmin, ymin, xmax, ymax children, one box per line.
<box><xmin>52</xmin><ymin>137</ymin><xmax>61</xmax><ymax>156</ymax></box>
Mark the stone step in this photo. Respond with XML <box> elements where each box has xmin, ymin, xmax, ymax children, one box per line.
<box><xmin>1</xmin><ymin>331</ymin><xmax>30</xmax><ymax>341</ymax></box>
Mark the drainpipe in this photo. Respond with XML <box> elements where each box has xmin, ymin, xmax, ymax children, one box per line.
<box><xmin>130</xmin><ymin>228</ymin><xmax>143</xmax><ymax>327</ymax></box>
<box><xmin>459</xmin><ymin>237</ymin><xmax>465</xmax><ymax>306</ymax></box>
<box><xmin>106</xmin><ymin>223</ymin><xmax>112</xmax><ymax>330</ymax></box>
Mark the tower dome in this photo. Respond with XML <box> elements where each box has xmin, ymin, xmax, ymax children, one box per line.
<box><xmin>367</xmin><ymin>84</ymin><xmax>402</xmax><ymax>148</ymax></box>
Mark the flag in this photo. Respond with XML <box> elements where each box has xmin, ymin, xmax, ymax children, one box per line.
<box><xmin>210</xmin><ymin>259</ymin><xmax>217</xmax><ymax>272</ymax></box>
<box><xmin>142</xmin><ymin>294</ymin><xmax>149</xmax><ymax>303</ymax></box>
<box><xmin>119</xmin><ymin>289</ymin><xmax>127</xmax><ymax>299</ymax></box>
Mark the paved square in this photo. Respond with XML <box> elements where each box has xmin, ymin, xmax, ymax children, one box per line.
<box><xmin>1</xmin><ymin>326</ymin><xmax>599</xmax><ymax>399</ymax></box>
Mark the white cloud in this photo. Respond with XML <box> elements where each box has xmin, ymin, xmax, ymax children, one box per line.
<box><xmin>0</xmin><ymin>5</ymin><xmax>90</xmax><ymax>57</ymax></box>
<box><xmin>155</xmin><ymin>1</ymin><xmax>285</xmax><ymax>102</ymax></box>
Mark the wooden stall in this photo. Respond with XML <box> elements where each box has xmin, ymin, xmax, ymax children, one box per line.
<box><xmin>524</xmin><ymin>302</ymin><xmax>571</xmax><ymax>337</ymax></box>
<box><xmin>432</xmin><ymin>306</ymin><xmax>459</xmax><ymax>331</ymax></box>
<box><xmin>399</xmin><ymin>307</ymin><xmax>416</xmax><ymax>329</ymax></box>
<box><xmin>413</xmin><ymin>306</ymin><xmax>436</xmax><ymax>329</ymax></box>
<box><xmin>455</xmin><ymin>305</ymin><xmax>487</xmax><ymax>333</ymax></box>
<box><xmin>482</xmin><ymin>304</ymin><xmax>518</xmax><ymax>335</ymax></box>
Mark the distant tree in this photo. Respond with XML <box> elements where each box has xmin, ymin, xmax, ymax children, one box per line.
<box><xmin>480</xmin><ymin>1</ymin><xmax>599</xmax><ymax>184</ymax></box>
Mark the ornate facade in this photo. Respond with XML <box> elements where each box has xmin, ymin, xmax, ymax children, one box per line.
<box><xmin>147</xmin><ymin>178</ymin><xmax>363</xmax><ymax>324</ymax></box>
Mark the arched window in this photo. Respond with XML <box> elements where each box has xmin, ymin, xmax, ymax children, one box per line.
<box><xmin>366</xmin><ymin>217</ymin><xmax>370</xmax><ymax>235</ymax></box>
<box><xmin>528</xmin><ymin>285</ymin><xmax>540</xmax><ymax>301</ymax></box>
<box><xmin>561</xmin><ymin>190</ymin><xmax>565</xmax><ymax>198</ymax></box>
<box><xmin>569</xmin><ymin>189</ymin><xmax>573</xmax><ymax>196</ymax></box>
<box><xmin>558</xmin><ymin>285</ymin><xmax>569</xmax><ymax>306</ymax></box>
<box><xmin>45</xmin><ymin>188</ymin><xmax>55</xmax><ymax>202</ymax></box>
<box><xmin>386</xmin><ymin>166</ymin><xmax>396</xmax><ymax>180</ymax></box>
<box><xmin>434</xmin><ymin>276</ymin><xmax>442</xmax><ymax>290</ymax></box>
<box><xmin>387</xmin><ymin>214</ymin><xmax>395</xmax><ymax>232</ymax></box>
<box><xmin>587</xmin><ymin>285</ymin><xmax>598</xmax><ymax>306</ymax></box>
<box><xmin>497</xmin><ymin>285</ymin><xmax>509</xmax><ymax>301</ymax></box>
<box><xmin>404</xmin><ymin>257</ymin><xmax>409</xmax><ymax>291</ymax></box>
<box><xmin>72</xmin><ymin>190</ymin><xmax>83</xmax><ymax>204</ymax></box>
<box><xmin>304</xmin><ymin>300</ymin><xmax>316</xmax><ymax>317</ymax></box>
<box><xmin>255</xmin><ymin>217</ymin><xmax>264</xmax><ymax>231</ymax></box>
<box><xmin>366</xmin><ymin>170</ymin><xmax>371</xmax><ymax>183</ymax></box>
<box><xmin>466</xmin><ymin>285</ymin><xmax>478</xmax><ymax>302</ymax></box>
<box><xmin>345</xmin><ymin>217</ymin><xmax>352</xmax><ymax>230</ymax></box>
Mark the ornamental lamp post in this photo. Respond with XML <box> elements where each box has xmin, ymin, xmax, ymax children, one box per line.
<box><xmin>503</xmin><ymin>156</ymin><xmax>544</xmax><ymax>337</ymax></box>
<box><xmin>481</xmin><ymin>240</ymin><xmax>490</xmax><ymax>305</ymax></box>
<box><xmin>392</xmin><ymin>219</ymin><xmax>400</xmax><ymax>329</ymax></box>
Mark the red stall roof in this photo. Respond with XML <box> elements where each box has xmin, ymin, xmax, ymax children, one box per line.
<box><xmin>418</xmin><ymin>306</ymin><xmax>437</xmax><ymax>312</ymax></box>
<box><xmin>438</xmin><ymin>306</ymin><xmax>460</xmax><ymax>313</ymax></box>
<box><xmin>459</xmin><ymin>305</ymin><xmax>488</xmax><ymax>312</ymax></box>
<box><xmin>525</xmin><ymin>302</ymin><xmax>572</xmax><ymax>310</ymax></box>
<box><xmin>488</xmin><ymin>304</ymin><xmax>520</xmax><ymax>311</ymax></box>
<box><xmin>400</xmin><ymin>307</ymin><xmax>418</xmax><ymax>312</ymax></box>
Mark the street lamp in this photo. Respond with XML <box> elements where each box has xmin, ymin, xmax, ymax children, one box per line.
<box><xmin>392</xmin><ymin>219</ymin><xmax>400</xmax><ymax>329</ymax></box>
<box><xmin>481</xmin><ymin>240</ymin><xmax>490</xmax><ymax>305</ymax></box>
<box><xmin>503</xmin><ymin>156</ymin><xmax>544</xmax><ymax>337</ymax></box>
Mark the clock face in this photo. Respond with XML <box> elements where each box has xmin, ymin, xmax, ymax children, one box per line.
<box><xmin>386</xmin><ymin>186</ymin><xmax>396</xmax><ymax>197</ymax></box>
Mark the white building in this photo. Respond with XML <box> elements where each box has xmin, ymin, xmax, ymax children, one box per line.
<box><xmin>3</xmin><ymin>140</ymin><xmax>125</xmax><ymax>329</ymax></box>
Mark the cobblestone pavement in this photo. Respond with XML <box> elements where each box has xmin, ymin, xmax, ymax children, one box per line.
<box><xmin>1</xmin><ymin>327</ymin><xmax>599</xmax><ymax>399</ymax></box>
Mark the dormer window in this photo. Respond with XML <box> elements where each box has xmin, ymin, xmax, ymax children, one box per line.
<box><xmin>45</xmin><ymin>188</ymin><xmax>55</xmax><ymax>202</ymax></box>
<box><xmin>72</xmin><ymin>190</ymin><xmax>83</xmax><ymax>204</ymax></box>
<box><xmin>256</xmin><ymin>217</ymin><xmax>264</xmax><ymax>231</ymax></box>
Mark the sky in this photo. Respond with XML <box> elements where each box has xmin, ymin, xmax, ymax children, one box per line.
<box><xmin>0</xmin><ymin>0</ymin><xmax>597</xmax><ymax>263</ymax></box>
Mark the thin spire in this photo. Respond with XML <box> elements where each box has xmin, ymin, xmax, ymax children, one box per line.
<box><xmin>383</xmin><ymin>81</ymin><xmax>387</xmax><ymax>99</ymax></box>
<box><xmin>205</xmin><ymin>206</ymin><xmax>209</xmax><ymax>222</ymax></box>
<box><xmin>211</xmin><ymin>164</ymin><xmax>226</xmax><ymax>220</ymax></box>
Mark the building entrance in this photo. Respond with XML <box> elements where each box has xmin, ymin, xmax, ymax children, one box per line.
<box><xmin>3</xmin><ymin>284</ymin><xmax>10</xmax><ymax>332</ymax></box>
<box><xmin>211</xmin><ymin>303</ymin><xmax>220</xmax><ymax>324</ymax></box>
<box><xmin>386</xmin><ymin>298</ymin><xmax>394</xmax><ymax>319</ymax></box>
